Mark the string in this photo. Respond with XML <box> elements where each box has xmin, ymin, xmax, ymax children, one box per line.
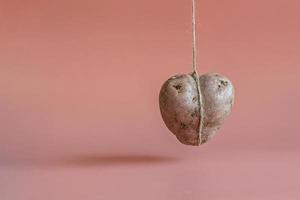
<box><xmin>192</xmin><ymin>0</ymin><xmax>197</xmax><ymax>73</ymax></box>
<box><xmin>191</xmin><ymin>0</ymin><xmax>204</xmax><ymax>145</ymax></box>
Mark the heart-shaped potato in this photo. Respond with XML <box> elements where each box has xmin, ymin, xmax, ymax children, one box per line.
<box><xmin>159</xmin><ymin>73</ymin><xmax>234</xmax><ymax>146</ymax></box>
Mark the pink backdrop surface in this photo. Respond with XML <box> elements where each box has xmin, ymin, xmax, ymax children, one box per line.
<box><xmin>0</xmin><ymin>0</ymin><xmax>299</xmax><ymax>199</ymax></box>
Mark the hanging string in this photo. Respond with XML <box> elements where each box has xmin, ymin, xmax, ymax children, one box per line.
<box><xmin>191</xmin><ymin>0</ymin><xmax>204</xmax><ymax>145</ymax></box>
<box><xmin>192</xmin><ymin>0</ymin><xmax>197</xmax><ymax>73</ymax></box>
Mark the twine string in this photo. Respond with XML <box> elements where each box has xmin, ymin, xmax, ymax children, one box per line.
<box><xmin>191</xmin><ymin>0</ymin><xmax>204</xmax><ymax>145</ymax></box>
<box><xmin>192</xmin><ymin>0</ymin><xmax>197</xmax><ymax>73</ymax></box>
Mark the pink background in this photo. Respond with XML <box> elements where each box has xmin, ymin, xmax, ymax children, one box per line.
<box><xmin>0</xmin><ymin>0</ymin><xmax>299</xmax><ymax>199</ymax></box>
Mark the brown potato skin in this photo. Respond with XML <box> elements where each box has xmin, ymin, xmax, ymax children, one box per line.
<box><xmin>159</xmin><ymin>73</ymin><xmax>234</xmax><ymax>146</ymax></box>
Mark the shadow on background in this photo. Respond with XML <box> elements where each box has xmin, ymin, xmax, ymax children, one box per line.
<box><xmin>57</xmin><ymin>155</ymin><xmax>180</xmax><ymax>167</ymax></box>
<box><xmin>0</xmin><ymin>154</ymin><xmax>181</xmax><ymax>168</ymax></box>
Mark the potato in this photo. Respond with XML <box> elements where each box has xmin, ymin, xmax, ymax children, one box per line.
<box><xmin>159</xmin><ymin>72</ymin><xmax>234</xmax><ymax>146</ymax></box>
